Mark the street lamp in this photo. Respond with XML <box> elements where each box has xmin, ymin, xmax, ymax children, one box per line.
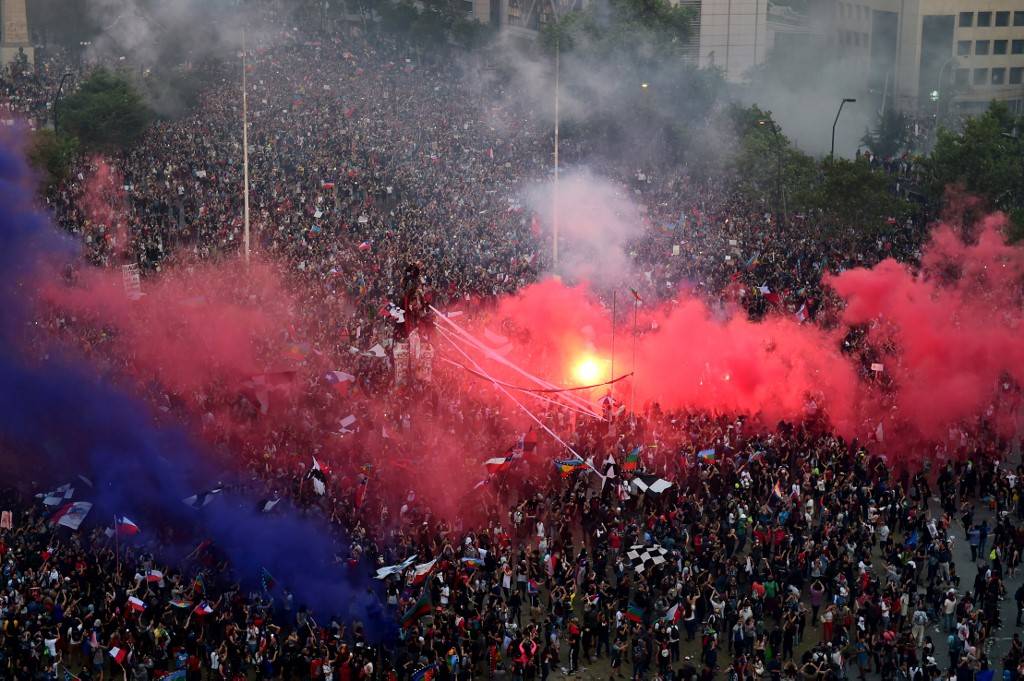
<box><xmin>757</xmin><ymin>119</ymin><xmax>784</xmax><ymax>228</ymax></box>
<box><xmin>52</xmin><ymin>71</ymin><xmax>74</xmax><ymax>134</ymax></box>
<box><xmin>830</xmin><ymin>97</ymin><xmax>856</xmax><ymax>162</ymax></box>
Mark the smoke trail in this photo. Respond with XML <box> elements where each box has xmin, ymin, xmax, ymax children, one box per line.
<box><xmin>0</xmin><ymin>132</ymin><xmax>396</xmax><ymax>641</ymax></box>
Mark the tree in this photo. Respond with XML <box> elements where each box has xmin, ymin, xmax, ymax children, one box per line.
<box><xmin>60</xmin><ymin>69</ymin><xmax>152</xmax><ymax>153</ymax></box>
<box><xmin>728</xmin><ymin>104</ymin><xmax>818</xmax><ymax>215</ymax></box>
<box><xmin>861</xmin><ymin>109</ymin><xmax>910</xmax><ymax>159</ymax></box>
<box><xmin>925</xmin><ymin>101</ymin><xmax>1024</xmax><ymax>240</ymax></box>
<box><xmin>807</xmin><ymin>159</ymin><xmax>913</xmax><ymax>233</ymax></box>
<box><xmin>27</xmin><ymin>130</ymin><xmax>79</xmax><ymax>188</ymax></box>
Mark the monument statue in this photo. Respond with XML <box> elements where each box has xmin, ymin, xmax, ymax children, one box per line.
<box><xmin>1</xmin><ymin>0</ymin><xmax>34</xmax><ymax>66</ymax></box>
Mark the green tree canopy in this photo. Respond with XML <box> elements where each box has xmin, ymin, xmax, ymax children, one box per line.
<box><xmin>925</xmin><ymin>101</ymin><xmax>1024</xmax><ymax>240</ymax></box>
<box><xmin>861</xmin><ymin>108</ymin><xmax>910</xmax><ymax>159</ymax></box>
<box><xmin>27</xmin><ymin>130</ymin><xmax>79</xmax><ymax>189</ymax></box>
<box><xmin>59</xmin><ymin>69</ymin><xmax>152</xmax><ymax>154</ymax></box>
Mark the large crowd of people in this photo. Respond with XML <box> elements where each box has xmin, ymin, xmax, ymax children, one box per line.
<box><xmin>2</xmin><ymin>8</ymin><xmax>1023</xmax><ymax>681</ymax></box>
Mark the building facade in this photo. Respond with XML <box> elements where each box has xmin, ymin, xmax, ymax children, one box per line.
<box><xmin>830</xmin><ymin>0</ymin><xmax>1024</xmax><ymax>113</ymax></box>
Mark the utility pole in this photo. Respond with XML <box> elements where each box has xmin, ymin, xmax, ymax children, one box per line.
<box><xmin>553</xmin><ymin>38</ymin><xmax>560</xmax><ymax>270</ymax></box>
<box><xmin>242</xmin><ymin>28</ymin><xmax>251</xmax><ymax>265</ymax></box>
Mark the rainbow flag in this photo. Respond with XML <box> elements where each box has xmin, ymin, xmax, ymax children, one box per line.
<box><xmin>401</xmin><ymin>590</ymin><xmax>432</xmax><ymax>629</ymax></box>
<box><xmin>553</xmin><ymin>457</ymin><xmax>586</xmax><ymax>477</ymax></box>
<box><xmin>696</xmin><ymin>448</ymin><xmax>717</xmax><ymax>463</ymax></box>
<box><xmin>622</xmin><ymin>447</ymin><xmax>641</xmax><ymax>472</ymax></box>
<box><xmin>461</xmin><ymin>556</ymin><xmax>485</xmax><ymax>571</ymax></box>
<box><xmin>626</xmin><ymin>602</ymin><xmax>644</xmax><ymax>623</ymax></box>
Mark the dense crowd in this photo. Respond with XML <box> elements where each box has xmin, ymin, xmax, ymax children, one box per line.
<box><xmin>2</xmin><ymin>10</ymin><xmax>1023</xmax><ymax>681</ymax></box>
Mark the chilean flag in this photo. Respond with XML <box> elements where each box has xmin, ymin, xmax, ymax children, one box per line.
<box><xmin>193</xmin><ymin>601</ymin><xmax>214</xmax><ymax>616</ymax></box>
<box><xmin>116</xmin><ymin>516</ymin><xmax>140</xmax><ymax>536</ymax></box>
<box><xmin>410</xmin><ymin>558</ymin><xmax>437</xmax><ymax>585</ymax></box>
<box><xmin>324</xmin><ymin>370</ymin><xmax>355</xmax><ymax>395</ymax></box>
<box><xmin>145</xmin><ymin>569</ymin><xmax>164</xmax><ymax>584</ymax></box>
<box><xmin>483</xmin><ymin>455</ymin><xmax>514</xmax><ymax>475</ymax></box>
<box><xmin>49</xmin><ymin>501</ymin><xmax>92</xmax><ymax>530</ymax></box>
<box><xmin>127</xmin><ymin>596</ymin><xmax>146</xmax><ymax>613</ymax></box>
<box><xmin>109</xmin><ymin>647</ymin><xmax>128</xmax><ymax>665</ymax></box>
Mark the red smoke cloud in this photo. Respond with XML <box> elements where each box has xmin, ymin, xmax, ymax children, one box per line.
<box><xmin>44</xmin><ymin>259</ymin><xmax>294</xmax><ymax>395</ymax></box>
<box><xmin>481</xmin><ymin>279</ymin><xmax>859</xmax><ymax>431</ymax></box>
<box><xmin>463</xmin><ymin>214</ymin><xmax>1024</xmax><ymax>462</ymax></box>
<box><xmin>827</xmin><ymin>215</ymin><xmax>1024</xmax><ymax>445</ymax></box>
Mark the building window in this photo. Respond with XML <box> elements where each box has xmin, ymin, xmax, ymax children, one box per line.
<box><xmin>959</xmin><ymin>11</ymin><xmax>973</xmax><ymax>27</ymax></box>
<box><xmin>1013</xmin><ymin>40</ymin><xmax>1024</xmax><ymax>55</ymax></box>
<box><xmin>1014</xmin><ymin>11</ymin><xmax>1024</xmax><ymax>27</ymax></box>
<box><xmin>995</xmin><ymin>11</ymin><xmax>1009</xmax><ymax>27</ymax></box>
<box><xmin>955</xmin><ymin>68</ymin><xmax>970</xmax><ymax>86</ymax></box>
<box><xmin>994</xmin><ymin>40</ymin><xmax>1007</xmax><ymax>55</ymax></box>
<box><xmin>958</xmin><ymin>40</ymin><xmax>972</xmax><ymax>56</ymax></box>
<box><xmin>1010</xmin><ymin>67</ymin><xmax>1023</xmax><ymax>85</ymax></box>
<box><xmin>973</xmin><ymin>68</ymin><xmax>989</xmax><ymax>85</ymax></box>
<box><xmin>975</xmin><ymin>40</ymin><xmax>990</xmax><ymax>55</ymax></box>
<box><xmin>977</xmin><ymin>11</ymin><xmax>991</xmax><ymax>27</ymax></box>
<box><xmin>992</xmin><ymin>68</ymin><xmax>1006</xmax><ymax>85</ymax></box>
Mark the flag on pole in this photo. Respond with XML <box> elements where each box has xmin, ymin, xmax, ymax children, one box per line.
<box><xmin>37</xmin><ymin>483</ymin><xmax>74</xmax><ymax>507</ymax></box>
<box><xmin>626</xmin><ymin>602</ymin><xmax>644</xmax><ymax>623</ymax></box>
<box><xmin>193</xmin><ymin>601</ymin><xmax>214</xmax><ymax>616</ymax></box>
<box><xmin>182</xmin><ymin>486</ymin><xmax>223</xmax><ymax>509</ymax></box>
<box><xmin>772</xmin><ymin>480</ymin><xmax>784</xmax><ymax>500</ymax></box>
<box><xmin>696</xmin><ymin>448</ymin><xmax>717</xmax><ymax>463</ymax></box>
<box><xmin>483</xmin><ymin>454</ymin><xmax>514</xmax><ymax>475</ymax></box>
<box><xmin>49</xmin><ymin>501</ymin><xmax>92</xmax><ymax>530</ymax></box>
<box><xmin>354</xmin><ymin>474</ymin><xmax>368</xmax><ymax>508</ymax></box>
<box><xmin>794</xmin><ymin>304</ymin><xmax>808</xmax><ymax>323</ymax></box>
<box><xmin>145</xmin><ymin>569</ymin><xmax>164</xmax><ymax>584</ymax></box>
<box><xmin>522</xmin><ymin>429</ymin><xmax>538</xmax><ymax>455</ymax></box>
<box><xmin>622</xmin><ymin>447</ymin><xmax>641</xmax><ymax>472</ymax></box>
<box><xmin>401</xmin><ymin>590</ymin><xmax>432</xmax><ymax>629</ymax></box>
<box><xmin>127</xmin><ymin>596</ymin><xmax>146</xmax><ymax>613</ymax></box>
<box><xmin>553</xmin><ymin>458</ymin><xmax>586</xmax><ymax>477</ymax></box>
<box><xmin>109</xmin><ymin>647</ymin><xmax>128</xmax><ymax>665</ymax></box>
<box><xmin>193</xmin><ymin>573</ymin><xmax>206</xmax><ymax>597</ymax></box>
<box><xmin>411</xmin><ymin>662</ymin><xmax>439</xmax><ymax>681</ymax></box>
<box><xmin>323</xmin><ymin>370</ymin><xmax>355</xmax><ymax>395</ymax></box>
<box><xmin>374</xmin><ymin>555</ymin><xmax>418</xmax><ymax>580</ymax></box>
<box><xmin>664</xmin><ymin>603</ymin><xmax>681</xmax><ymax>623</ymax></box>
<box><xmin>115</xmin><ymin>516</ymin><xmax>139</xmax><ymax>536</ymax></box>
<box><xmin>309</xmin><ymin>457</ymin><xmax>327</xmax><ymax>496</ymax></box>
<box><xmin>260</xmin><ymin>567</ymin><xmax>276</xmax><ymax>592</ymax></box>
<box><xmin>410</xmin><ymin>559</ymin><xmax>436</xmax><ymax>585</ymax></box>
<box><xmin>256</xmin><ymin>497</ymin><xmax>280</xmax><ymax>513</ymax></box>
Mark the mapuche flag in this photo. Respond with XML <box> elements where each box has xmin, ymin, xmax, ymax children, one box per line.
<box><xmin>401</xmin><ymin>590</ymin><xmax>432</xmax><ymax>629</ymax></box>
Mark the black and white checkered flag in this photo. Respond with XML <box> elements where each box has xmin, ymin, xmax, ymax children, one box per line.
<box><xmin>625</xmin><ymin>544</ymin><xmax>669</xmax><ymax>574</ymax></box>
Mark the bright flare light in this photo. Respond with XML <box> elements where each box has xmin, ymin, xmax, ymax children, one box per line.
<box><xmin>571</xmin><ymin>355</ymin><xmax>608</xmax><ymax>385</ymax></box>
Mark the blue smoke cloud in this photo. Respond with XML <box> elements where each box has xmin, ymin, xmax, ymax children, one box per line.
<box><xmin>0</xmin><ymin>134</ymin><xmax>397</xmax><ymax>642</ymax></box>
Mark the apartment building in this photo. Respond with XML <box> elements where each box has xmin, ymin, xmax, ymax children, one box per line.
<box><xmin>832</xmin><ymin>1</ymin><xmax>1024</xmax><ymax>113</ymax></box>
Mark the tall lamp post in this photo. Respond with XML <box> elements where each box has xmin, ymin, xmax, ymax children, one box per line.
<box><xmin>52</xmin><ymin>71</ymin><xmax>73</xmax><ymax>133</ymax></box>
<box><xmin>757</xmin><ymin>119</ymin><xmax>784</xmax><ymax>228</ymax></box>
<box><xmin>934</xmin><ymin>57</ymin><xmax>958</xmax><ymax>121</ymax></box>
<box><xmin>830</xmin><ymin>97</ymin><xmax>857</xmax><ymax>161</ymax></box>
